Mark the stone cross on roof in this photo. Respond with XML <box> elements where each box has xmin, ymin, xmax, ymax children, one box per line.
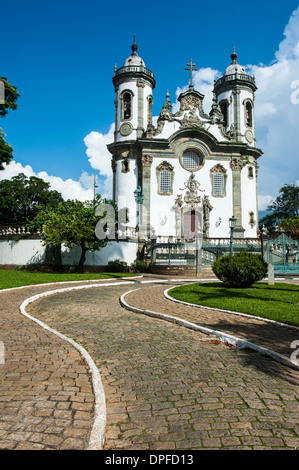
<box><xmin>185</xmin><ymin>59</ymin><xmax>198</xmax><ymax>88</ymax></box>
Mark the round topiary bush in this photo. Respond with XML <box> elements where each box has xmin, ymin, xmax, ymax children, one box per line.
<box><xmin>212</xmin><ymin>251</ymin><xmax>268</xmax><ymax>288</ymax></box>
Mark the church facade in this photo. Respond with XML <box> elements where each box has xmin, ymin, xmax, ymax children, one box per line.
<box><xmin>107</xmin><ymin>39</ymin><xmax>262</xmax><ymax>250</ymax></box>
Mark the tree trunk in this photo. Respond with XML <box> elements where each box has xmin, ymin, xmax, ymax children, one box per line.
<box><xmin>78</xmin><ymin>243</ymin><xmax>87</xmax><ymax>273</ymax></box>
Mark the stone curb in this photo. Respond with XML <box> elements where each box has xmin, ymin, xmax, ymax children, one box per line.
<box><xmin>0</xmin><ymin>275</ymin><xmax>143</xmax><ymax>293</ymax></box>
<box><xmin>120</xmin><ymin>287</ymin><xmax>299</xmax><ymax>372</ymax></box>
<box><xmin>18</xmin><ymin>280</ymin><xmax>139</xmax><ymax>450</ymax></box>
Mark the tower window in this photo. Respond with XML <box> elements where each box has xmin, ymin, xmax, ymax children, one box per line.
<box><xmin>123</xmin><ymin>92</ymin><xmax>132</xmax><ymax>120</ymax></box>
<box><xmin>245</xmin><ymin>101</ymin><xmax>252</xmax><ymax>127</ymax></box>
<box><xmin>248</xmin><ymin>166</ymin><xmax>254</xmax><ymax>179</ymax></box>
<box><xmin>220</xmin><ymin>101</ymin><xmax>228</xmax><ymax>128</ymax></box>
<box><xmin>121</xmin><ymin>158</ymin><xmax>130</xmax><ymax>173</ymax></box>
<box><xmin>249</xmin><ymin>211</ymin><xmax>255</xmax><ymax>227</ymax></box>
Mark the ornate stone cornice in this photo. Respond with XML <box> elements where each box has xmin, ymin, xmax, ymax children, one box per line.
<box><xmin>156</xmin><ymin>161</ymin><xmax>174</xmax><ymax>172</ymax></box>
<box><xmin>210</xmin><ymin>163</ymin><xmax>227</xmax><ymax>174</ymax></box>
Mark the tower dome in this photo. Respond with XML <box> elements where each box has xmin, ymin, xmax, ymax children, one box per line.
<box><xmin>223</xmin><ymin>45</ymin><xmax>246</xmax><ymax>75</ymax></box>
<box><xmin>123</xmin><ymin>36</ymin><xmax>145</xmax><ymax>67</ymax></box>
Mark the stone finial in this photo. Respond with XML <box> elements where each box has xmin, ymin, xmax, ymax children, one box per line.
<box><xmin>231</xmin><ymin>44</ymin><xmax>238</xmax><ymax>64</ymax></box>
<box><xmin>131</xmin><ymin>35</ymin><xmax>138</xmax><ymax>56</ymax></box>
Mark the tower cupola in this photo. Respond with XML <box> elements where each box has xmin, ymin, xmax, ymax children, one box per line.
<box><xmin>213</xmin><ymin>46</ymin><xmax>257</xmax><ymax>145</ymax></box>
<box><xmin>112</xmin><ymin>38</ymin><xmax>155</xmax><ymax>141</ymax></box>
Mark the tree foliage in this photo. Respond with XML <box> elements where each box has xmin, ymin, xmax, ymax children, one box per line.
<box><xmin>32</xmin><ymin>195</ymin><xmax>116</xmax><ymax>272</ymax></box>
<box><xmin>0</xmin><ymin>77</ymin><xmax>19</xmax><ymax>169</ymax></box>
<box><xmin>0</xmin><ymin>129</ymin><xmax>13</xmax><ymax>170</ymax></box>
<box><xmin>0</xmin><ymin>77</ymin><xmax>19</xmax><ymax>118</ymax></box>
<box><xmin>259</xmin><ymin>184</ymin><xmax>299</xmax><ymax>233</ymax></box>
<box><xmin>279</xmin><ymin>216</ymin><xmax>299</xmax><ymax>240</ymax></box>
<box><xmin>0</xmin><ymin>173</ymin><xmax>63</xmax><ymax>224</ymax></box>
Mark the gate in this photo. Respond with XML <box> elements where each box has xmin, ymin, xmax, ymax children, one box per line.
<box><xmin>150</xmin><ymin>237</ymin><xmax>261</xmax><ymax>267</ymax></box>
<box><xmin>267</xmin><ymin>233</ymin><xmax>299</xmax><ymax>274</ymax></box>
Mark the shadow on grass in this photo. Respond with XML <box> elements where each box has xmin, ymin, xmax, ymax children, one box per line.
<box><xmin>170</xmin><ymin>283</ymin><xmax>299</xmax><ymax>326</ymax></box>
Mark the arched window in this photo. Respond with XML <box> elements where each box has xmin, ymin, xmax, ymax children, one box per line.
<box><xmin>220</xmin><ymin>101</ymin><xmax>228</xmax><ymax>128</ymax></box>
<box><xmin>248</xmin><ymin>166</ymin><xmax>254</xmax><ymax>179</ymax></box>
<box><xmin>121</xmin><ymin>158</ymin><xmax>129</xmax><ymax>173</ymax></box>
<box><xmin>156</xmin><ymin>161</ymin><xmax>174</xmax><ymax>195</ymax></box>
<box><xmin>210</xmin><ymin>164</ymin><xmax>227</xmax><ymax>197</ymax></box>
<box><xmin>123</xmin><ymin>92</ymin><xmax>132</xmax><ymax>120</ymax></box>
<box><xmin>245</xmin><ymin>101</ymin><xmax>252</xmax><ymax>127</ymax></box>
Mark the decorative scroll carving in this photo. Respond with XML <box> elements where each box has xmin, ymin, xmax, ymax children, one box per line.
<box><xmin>180</xmin><ymin>172</ymin><xmax>204</xmax><ymax>209</ymax></box>
<box><xmin>203</xmin><ymin>195</ymin><xmax>213</xmax><ymax>238</ymax></box>
<box><xmin>156</xmin><ymin>161</ymin><xmax>174</xmax><ymax>172</ymax></box>
<box><xmin>230</xmin><ymin>157</ymin><xmax>244</xmax><ymax>171</ymax></box>
<box><xmin>141</xmin><ymin>154</ymin><xmax>153</xmax><ymax>167</ymax></box>
<box><xmin>210</xmin><ymin>163</ymin><xmax>227</xmax><ymax>174</ymax></box>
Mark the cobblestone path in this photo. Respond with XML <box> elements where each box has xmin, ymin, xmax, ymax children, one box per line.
<box><xmin>0</xmin><ymin>282</ymin><xmax>99</xmax><ymax>450</ymax></box>
<box><xmin>24</xmin><ymin>281</ymin><xmax>299</xmax><ymax>451</ymax></box>
<box><xmin>123</xmin><ymin>283</ymin><xmax>299</xmax><ymax>364</ymax></box>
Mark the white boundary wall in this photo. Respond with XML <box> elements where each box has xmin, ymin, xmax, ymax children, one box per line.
<box><xmin>0</xmin><ymin>239</ymin><xmax>138</xmax><ymax>268</ymax></box>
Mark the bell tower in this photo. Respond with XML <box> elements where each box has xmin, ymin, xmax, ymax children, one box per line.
<box><xmin>112</xmin><ymin>37</ymin><xmax>156</xmax><ymax>142</ymax></box>
<box><xmin>213</xmin><ymin>46</ymin><xmax>257</xmax><ymax>146</ymax></box>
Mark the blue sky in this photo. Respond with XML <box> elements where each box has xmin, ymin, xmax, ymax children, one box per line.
<box><xmin>1</xmin><ymin>0</ymin><xmax>299</xmax><ymax>213</ymax></box>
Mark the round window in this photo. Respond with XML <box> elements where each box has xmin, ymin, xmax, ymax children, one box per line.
<box><xmin>181</xmin><ymin>151</ymin><xmax>203</xmax><ymax>171</ymax></box>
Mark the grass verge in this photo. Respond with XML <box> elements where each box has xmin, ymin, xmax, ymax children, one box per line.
<box><xmin>169</xmin><ymin>282</ymin><xmax>299</xmax><ymax>327</ymax></box>
<box><xmin>0</xmin><ymin>269</ymin><xmax>138</xmax><ymax>290</ymax></box>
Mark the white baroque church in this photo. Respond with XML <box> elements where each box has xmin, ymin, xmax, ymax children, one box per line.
<box><xmin>0</xmin><ymin>39</ymin><xmax>264</xmax><ymax>271</ymax></box>
<box><xmin>107</xmin><ymin>38</ymin><xmax>262</xmax><ymax>255</ymax></box>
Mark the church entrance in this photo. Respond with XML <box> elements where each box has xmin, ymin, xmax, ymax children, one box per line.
<box><xmin>183</xmin><ymin>209</ymin><xmax>201</xmax><ymax>241</ymax></box>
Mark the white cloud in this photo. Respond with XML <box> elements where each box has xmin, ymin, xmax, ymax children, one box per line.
<box><xmin>83</xmin><ymin>124</ymin><xmax>114</xmax><ymax>199</ymax></box>
<box><xmin>172</xmin><ymin>67</ymin><xmax>220</xmax><ymax>114</ymax></box>
<box><xmin>3</xmin><ymin>8</ymin><xmax>299</xmax><ymax>216</ymax></box>
<box><xmin>0</xmin><ymin>161</ymin><xmax>94</xmax><ymax>202</ymax></box>
<box><xmin>248</xmin><ymin>6</ymin><xmax>299</xmax><ymax>203</ymax></box>
<box><xmin>169</xmin><ymin>7</ymin><xmax>299</xmax><ymax>209</ymax></box>
<box><xmin>258</xmin><ymin>194</ymin><xmax>274</xmax><ymax>211</ymax></box>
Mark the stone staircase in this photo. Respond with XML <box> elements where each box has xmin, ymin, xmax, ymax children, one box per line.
<box><xmin>149</xmin><ymin>264</ymin><xmax>216</xmax><ymax>278</ymax></box>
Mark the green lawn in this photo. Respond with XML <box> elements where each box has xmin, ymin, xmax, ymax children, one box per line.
<box><xmin>169</xmin><ymin>282</ymin><xmax>299</xmax><ymax>327</ymax></box>
<box><xmin>0</xmin><ymin>269</ymin><xmax>137</xmax><ymax>290</ymax></box>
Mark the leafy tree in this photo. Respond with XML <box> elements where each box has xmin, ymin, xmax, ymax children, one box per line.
<box><xmin>0</xmin><ymin>77</ymin><xmax>19</xmax><ymax>169</ymax></box>
<box><xmin>33</xmin><ymin>195</ymin><xmax>116</xmax><ymax>272</ymax></box>
<box><xmin>0</xmin><ymin>173</ymin><xmax>63</xmax><ymax>224</ymax></box>
<box><xmin>0</xmin><ymin>128</ymin><xmax>14</xmax><ymax>170</ymax></box>
<box><xmin>279</xmin><ymin>216</ymin><xmax>299</xmax><ymax>240</ymax></box>
<box><xmin>259</xmin><ymin>184</ymin><xmax>299</xmax><ymax>233</ymax></box>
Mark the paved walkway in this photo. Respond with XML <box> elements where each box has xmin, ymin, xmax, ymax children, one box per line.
<box><xmin>122</xmin><ymin>279</ymin><xmax>299</xmax><ymax>369</ymax></box>
<box><xmin>0</xmin><ymin>275</ymin><xmax>298</xmax><ymax>450</ymax></box>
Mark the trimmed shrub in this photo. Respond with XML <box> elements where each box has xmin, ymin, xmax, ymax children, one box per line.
<box><xmin>130</xmin><ymin>260</ymin><xmax>147</xmax><ymax>273</ymax></box>
<box><xmin>106</xmin><ymin>259</ymin><xmax>128</xmax><ymax>273</ymax></box>
<box><xmin>212</xmin><ymin>251</ymin><xmax>268</xmax><ymax>288</ymax></box>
